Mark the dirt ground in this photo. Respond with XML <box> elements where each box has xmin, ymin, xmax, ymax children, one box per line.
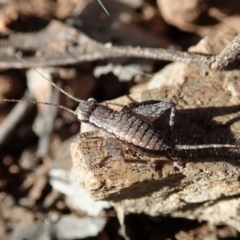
<box><xmin>0</xmin><ymin>0</ymin><xmax>240</xmax><ymax>239</ymax></box>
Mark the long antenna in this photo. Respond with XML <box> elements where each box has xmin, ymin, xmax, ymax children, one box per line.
<box><xmin>16</xmin><ymin>52</ymin><xmax>82</xmax><ymax>103</ymax></box>
<box><xmin>98</xmin><ymin>0</ymin><xmax>110</xmax><ymax>16</ymax></box>
<box><xmin>1</xmin><ymin>99</ymin><xmax>77</xmax><ymax>116</ymax></box>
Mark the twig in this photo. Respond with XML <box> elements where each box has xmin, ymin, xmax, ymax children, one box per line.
<box><xmin>0</xmin><ymin>91</ymin><xmax>33</xmax><ymax>146</ymax></box>
<box><xmin>35</xmin><ymin>81</ymin><xmax>61</xmax><ymax>158</ymax></box>
<box><xmin>216</xmin><ymin>34</ymin><xmax>240</xmax><ymax>70</ymax></box>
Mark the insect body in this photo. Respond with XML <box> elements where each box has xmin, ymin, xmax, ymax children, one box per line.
<box><xmin>75</xmin><ymin>98</ymin><xmax>171</xmax><ymax>152</ymax></box>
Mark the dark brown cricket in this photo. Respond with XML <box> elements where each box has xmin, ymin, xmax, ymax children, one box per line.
<box><xmin>75</xmin><ymin>98</ymin><xmax>171</xmax><ymax>151</ymax></box>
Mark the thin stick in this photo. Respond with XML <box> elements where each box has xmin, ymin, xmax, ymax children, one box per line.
<box><xmin>0</xmin><ymin>92</ymin><xmax>33</xmax><ymax>145</ymax></box>
<box><xmin>98</xmin><ymin>0</ymin><xmax>110</xmax><ymax>16</ymax></box>
<box><xmin>36</xmin><ymin>83</ymin><xmax>60</xmax><ymax>158</ymax></box>
<box><xmin>216</xmin><ymin>34</ymin><xmax>240</xmax><ymax>70</ymax></box>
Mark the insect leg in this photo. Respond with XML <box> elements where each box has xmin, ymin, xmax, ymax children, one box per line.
<box><xmin>132</xmin><ymin>100</ymin><xmax>176</xmax><ymax>128</ymax></box>
<box><xmin>121</xmin><ymin>102</ymin><xmax>141</xmax><ymax>113</ymax></box>
<box><xmin>88</xmin><ymin>137</ymin><xmax>126</xmax><ymax>170</ymax></box>
<box><xmin>77</xmin><ymin>130</ymin><xmax>100</xmax><ymax>140</ymax></box>
<box><xmin>105</xmin><ymin>137</ymin><xmax>125</xmax><ymax>161</ymax></box>
<box><xmin>166</xmin><ymin>153</ymin><xmax>202</xmax><ymax>191</ymax></box>
<box><xmin>105</xmin><ymin>138</ymin><xmax>165</xmax><ymax>178</ymax></box>
<box><xmin>168</xmin><ymin>101</ymin><xmax>176</xmax><ymax>131</ymax></box>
